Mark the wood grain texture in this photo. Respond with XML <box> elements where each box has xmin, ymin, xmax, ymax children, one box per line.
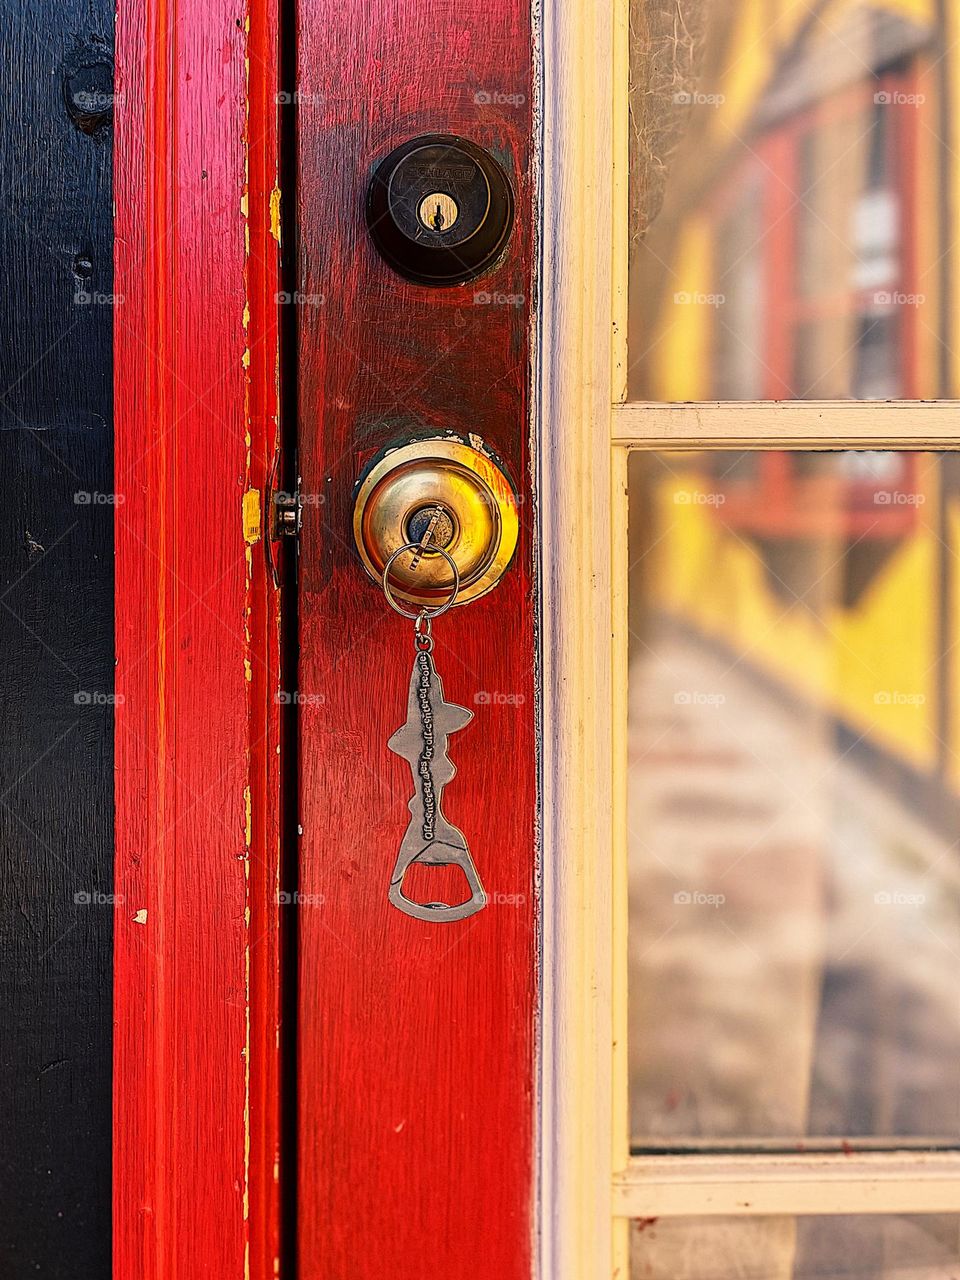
<box><xmin>0</xmin><ymin>3</ymin><xmax>114</xmax><ymax>1275</ymax></box>
<box><xmin>295</xmin><ymin>3</ymin><xmax>537</xmax><ymax>1276</ymax></box>
<box><xmin>113</xmin><ymin>0</ymin><xmax>282</xmax><ymax>1274</ymax></box>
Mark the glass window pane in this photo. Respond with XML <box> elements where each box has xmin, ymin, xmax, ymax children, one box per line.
<box><xmin>631</xmin><ymin>1215</ymin><xmax>960</xmax><ymax>1280</ymax></box>
<box><xmin>628</xmin><ymin>1</ymin><xmax>950</xmax><ymax>400</ymax></box>
<box><xmin>627</xmin><ymin>451</ymin><xmax>960</xmax><ymax>1147</ymax></box>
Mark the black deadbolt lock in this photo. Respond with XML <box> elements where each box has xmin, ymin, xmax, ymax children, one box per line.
<box><xmin>366</xmin><ymin>135</ymin><xmax>514</xmax><ymax>285</ymax></box>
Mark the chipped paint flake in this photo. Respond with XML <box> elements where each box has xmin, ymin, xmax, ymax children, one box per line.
<box><xmin>133</xmin><ymin>908</ymin><xmax>148</xmax><ymax>925</ymax></box>
<box><xmin>269</xmin><ymin>187</ymin><xmax>282</xmax><ymax>244</ymax></box>
<box><xmin>243</xmin><ymin>488</ymin><xmax>262</xmax><ymax>545</ymax></box>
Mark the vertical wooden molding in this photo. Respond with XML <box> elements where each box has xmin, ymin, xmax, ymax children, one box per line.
<box><xmin>113</xmin><ymin>0</ymin><xmax>281</xmax><ymax>1273</ymax></box>
<box><xmin>246</xmin><ymin>0</ymin><xmax>284</xmax><ymax>1272</ymax></box>
<box><xmin>538</xmin><ymin>0</ymin><xmax>626</xmax><ymax>1274</ymax></box>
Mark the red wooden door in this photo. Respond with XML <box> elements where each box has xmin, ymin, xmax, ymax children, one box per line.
<box><xmin>294</xmin><ymin>4</ymin><xmax>538</xmax><ymax>1276</ymax></box>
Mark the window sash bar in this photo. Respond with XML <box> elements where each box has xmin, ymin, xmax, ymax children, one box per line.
<box><xmin>613</xmin><ymin>1153</ymin><xmax>960</xmax><ymax>1218</ymax></box>
<box><xmin>613</xmin><ymin>400</ymin><xmax>960</xmax><ymax>449</ymax></box>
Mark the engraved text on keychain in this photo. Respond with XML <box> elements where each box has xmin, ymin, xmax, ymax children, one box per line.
<box><xmin>381</xmin><ymin>540</ymin><xmax>487</xmax><ymax>922</ymax></box>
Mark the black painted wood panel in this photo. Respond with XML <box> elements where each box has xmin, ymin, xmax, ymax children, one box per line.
<box><xmin>0</xmin><ymin>1</ymin><xmax>114</xmax><ymax>1274</ymax></box>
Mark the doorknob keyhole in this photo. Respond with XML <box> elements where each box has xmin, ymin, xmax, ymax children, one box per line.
<box><xmin>406</xmin><ymin>503</ymin><xmax>456</xmax><ymax>551</ymax></box>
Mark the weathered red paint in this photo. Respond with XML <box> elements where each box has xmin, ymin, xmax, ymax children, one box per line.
<box><xmin>295</xmin><ymin>5</ymin><xmax>538</xmax><ymax>1278</ymax></box>
<box><xmin>113</xmin><ymin>0</ymin><xmax>282</xmax><ymax>1274</ymax></box>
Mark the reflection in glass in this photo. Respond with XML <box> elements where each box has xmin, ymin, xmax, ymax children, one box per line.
<box><xmin>628</xmin><ymin>1</ymin><xmax>952</xmax><ymax>400</ymax></box>
<box><xmin>628</xmin><ymin>452</ymin><xmax>960</xmax><ymax>1146</ymax></box>
<box><xmin>631</xmin><ymin>1215</ymin><xmax>960</xmax><ymax>1280</ymax></box>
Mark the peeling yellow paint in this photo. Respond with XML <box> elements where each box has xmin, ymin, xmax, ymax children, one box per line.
<box><xmin>244</xmin><ymin>657</ymin><xmax>252</xmax><ymax>683</ymax></box>
<box><xmin>242</xmin><ymin>488</ymin><xmax>262</xmax><ymax>545</ymax></box>
<box><xmin>269</xmin><ymin>187</ymin><xmax>282</xmax><ymax>244</ymax></box>
<box><xmin>242</xmin><ymin>347</ymin><xmax>251</xmax><ymax>369</ymax></box>
<box><xmin>244</xmin><ymin>784</ymin><xmax>253</xmax><ymax>847</ymax></box>
<box><xmin>242</xmin><ymin>302</ymin><xmax>251</xmax><ymax>330</ymax></box>
<box><xmin>240</xmin><ymin>192</ymin><xmax>249</xmax><ymax>219</ymax></box>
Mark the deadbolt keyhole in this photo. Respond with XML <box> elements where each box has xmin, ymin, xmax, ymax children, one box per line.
<box><xmin>417</xmin><ymin>192</ymin><xmax>459</xmax><ymax>235</ymax></box>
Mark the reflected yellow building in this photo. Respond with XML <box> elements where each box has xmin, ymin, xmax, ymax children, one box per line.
<box><xmin>630</xmin><ymin>0</ymin><xmax>957</xmax><ymax>400</ymax></box>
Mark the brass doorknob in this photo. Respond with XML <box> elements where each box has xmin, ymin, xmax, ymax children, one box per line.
<box><xmin>353</xmin><ymin>438</ymin><xmax>519</xmax><ymax>608</ymax></box>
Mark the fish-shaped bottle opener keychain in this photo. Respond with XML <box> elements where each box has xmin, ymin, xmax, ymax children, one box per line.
<box><xmin>381</xmin><ymin>533</ymin><xmax>487</xmax><ymax>922</ymax></box>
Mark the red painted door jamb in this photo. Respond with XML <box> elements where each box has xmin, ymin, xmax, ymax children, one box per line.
<box><xmin>113</xmin><ymin>0</ymin><xmax>283</xmax><ymax>1274</ymax></box>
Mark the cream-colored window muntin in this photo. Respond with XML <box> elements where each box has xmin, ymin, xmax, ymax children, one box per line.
<box><xmin>538</xmin><ymin>2</ymin><xmax>960</xmax><ymax>1277</ymax></box>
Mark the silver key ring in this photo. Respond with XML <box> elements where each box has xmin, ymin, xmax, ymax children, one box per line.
<box><xmin>381</xmin><ymin>541</ymin><xmax>460</xmax><ymax>619</ymax></box>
